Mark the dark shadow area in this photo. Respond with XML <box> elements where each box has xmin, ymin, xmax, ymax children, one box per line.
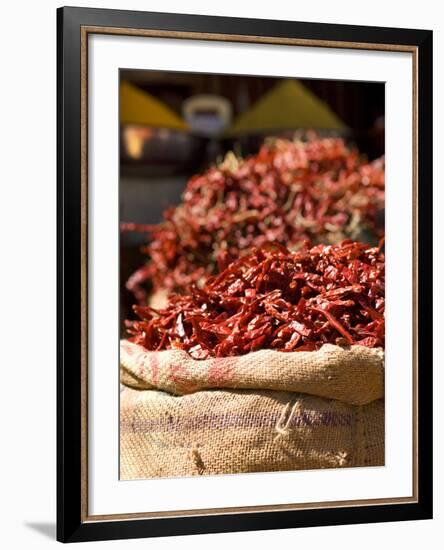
<box><xmin>24</xmin><ymin>522</ymin><xmax>56</xmax><ymax>540</ymax></box>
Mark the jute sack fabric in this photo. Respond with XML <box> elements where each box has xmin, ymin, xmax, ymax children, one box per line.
<box><xmin>120</xmin><ymin>340</ymin><xmax>384</xmax><ymax>479</ymax></box>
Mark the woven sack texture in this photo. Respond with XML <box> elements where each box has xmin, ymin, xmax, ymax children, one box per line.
<box><xmin>120</xmin><ymin>341</ymin><xmax>384</xmax><ymax>479</ymax></box>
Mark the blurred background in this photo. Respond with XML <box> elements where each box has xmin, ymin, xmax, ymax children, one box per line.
<box><xmin>119</xmin><ymin>70</ymin><xmax>384</xmax><ymax>322</ymax></box>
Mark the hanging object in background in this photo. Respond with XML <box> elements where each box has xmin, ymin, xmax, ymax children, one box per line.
<box><xmin>183</xmin><ymin>94</ymin><xmax>233</xmax><ymax>136</ymax></box>
<box><xmin>123</xmin><ymin>127</ymin><xmax>154</xmax><ymax>159</ymax></box>
<box><xmin>120</xmin><ymin>81</ymin><xmax>205</xmax><ymax>170</ymax></box>
<box><xmin>120</xmin><ymin>81</ymin><xmax>191</xmax><ymax>164</ymax></box>
<box><xmin>123</xmin><ymin>135</ymin><xmax>384</xmax><ymax>302</ymax></box>
<box><xmin>225</xmin><ymin>80</ymin><xmax>346</xmax><ymax>136</ymax></box>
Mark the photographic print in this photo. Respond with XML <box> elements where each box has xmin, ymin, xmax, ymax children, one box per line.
<box><xmin>57</xmin><ymin>7</ymin><xmax>432</xmax><ymax>541</ymax></box>
<box><xmin>119</xmin><ymin>71</ymin><xmax>386</xmax><ymax>480</ymax></box>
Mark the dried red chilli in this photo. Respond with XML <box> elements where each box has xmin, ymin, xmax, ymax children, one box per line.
<box><xmin>124</xmin><ymin>136</ymin><xmax>384</xmax><ymax>298</ymax></box>
<box><xmin>126</xmin><ymin>240</ymin><xmax>385</xmax><ymax>359</ymax></box>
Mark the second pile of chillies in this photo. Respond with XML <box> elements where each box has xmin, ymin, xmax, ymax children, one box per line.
<box><xmin>124</xmin><ymin>136</ymin><xmax>385</xmax><ymax>301</ymax></box>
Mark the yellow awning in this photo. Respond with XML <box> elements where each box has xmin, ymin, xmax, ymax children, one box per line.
<box><xmin>120</xmin><ymin>81</ymin><xmax>187</xmax><ymax>131</ymax></box>
<box><xmin>225</xmin><ymin>80</ymin><xmax>346</xmax><ymax>136</ymax></box>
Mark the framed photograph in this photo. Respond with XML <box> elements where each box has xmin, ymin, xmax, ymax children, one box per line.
<box><xmin>57</xmin><ymin>6</ymin><xmax>433</xmax><ymax>543</ymax></box>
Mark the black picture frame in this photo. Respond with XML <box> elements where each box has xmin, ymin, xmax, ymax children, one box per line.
<box><xmin>57</xmin><ymin>6</ymin><xmax>433</xmax><ymax>543</ymax></box>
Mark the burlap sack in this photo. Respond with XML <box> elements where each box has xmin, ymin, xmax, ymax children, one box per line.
<box><xmin>120</xmin><ymin>341</ymin><xmax>384</xmax><ymax>479</ymax></box>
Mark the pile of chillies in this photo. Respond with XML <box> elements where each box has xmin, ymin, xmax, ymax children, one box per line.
<box><xmin>125</xmin><ymin>136</ymin><xmax>385</xmax><ymax>300</ymax></box>
<box><xmin>126</xmin><ymin>240</ymin><xmax>385</xmax><ymax>359</ymax></box>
